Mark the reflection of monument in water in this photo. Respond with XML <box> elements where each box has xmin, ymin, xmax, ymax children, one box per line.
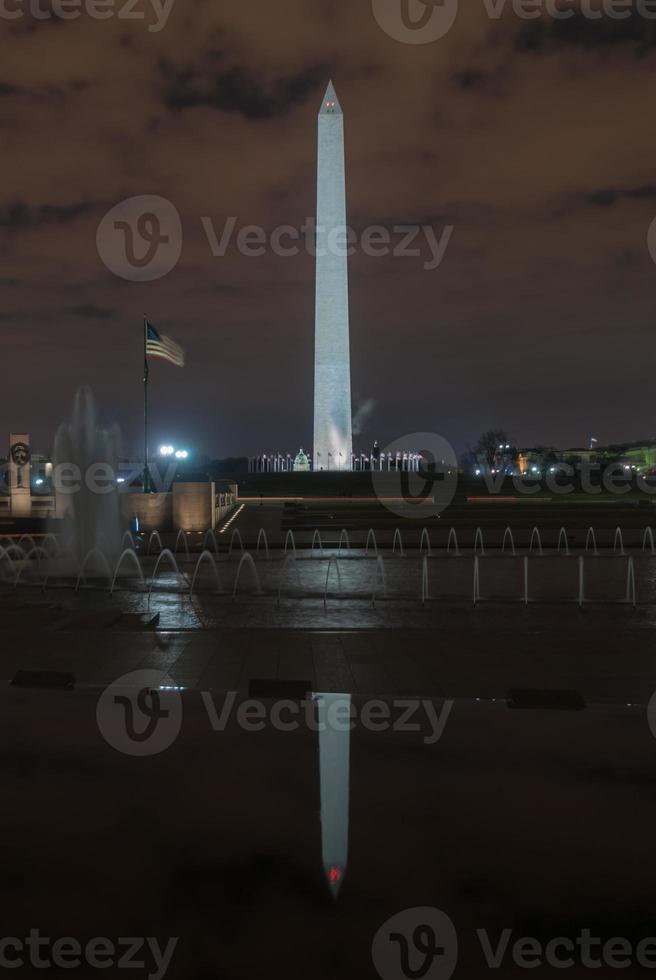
<box><xmin>313</xmin><ymin>82</ymin><xmax>353</xmax><ymax>472</ymax></box>
<box><xmin>317</xmin><ymin>693</ymin><xmax>351</xmax><ymax>898</ymax></box>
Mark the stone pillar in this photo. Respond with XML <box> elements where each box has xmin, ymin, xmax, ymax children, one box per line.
<box><xmin>9</xmin><ymin>433</ymin><xmax>31</xmax><ymax>517</ymax></box>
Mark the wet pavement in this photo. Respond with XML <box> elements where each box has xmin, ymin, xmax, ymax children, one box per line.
<box><xmin>3</xmin><ymin>532</ymin><xmax>656</xmax><ymax>978</ymax></box>
<box><xmin>2</xmin><ymin>551</ymin><xmax>656</xmax><ymax>701</ymax></box>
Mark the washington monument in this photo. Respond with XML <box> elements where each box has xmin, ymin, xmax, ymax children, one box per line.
<box><xmin>313</xmin><ymin>81</ymin><xmax>353</xmax><ymax>472</ymax></box>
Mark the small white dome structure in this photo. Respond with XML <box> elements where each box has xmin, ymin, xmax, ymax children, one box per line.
<box><xmin>293</xmin><ymin>448</ymin><xmax>310</xmax><ymax>472</ymax></box>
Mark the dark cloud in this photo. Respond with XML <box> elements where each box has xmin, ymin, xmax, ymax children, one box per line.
<box><xmin>587</xmin><ymin>188</ymin><xmax>618</xmax><ymax>206</ymax></box>
<box><xmin>452</xmin><ymin>69</ymin><xmax>487</xmax><ymax>90</ymax></box>
<box><xmin>0</xmin><ymin>78</ymin><xmax>89</xmax><ymax>103</ymax></box>
<box><xmin>625</xmin><ymin>182</ymin><xmax>656</xmax><ymax>198</ymax></box>
<box><xmin>69</xmin><ymin>303</ymin><xmax>116</xmax><ymax>319</ymax></box>
<box><xmin>159</xmin><ymin>59</ymin><xmax>329</xmax><ymax>118</ymax></box>
<box><xmin>0</xmin><ymin>311</ymin><xmax>45</xmax><ymax>323</ymax></box>
<box><xmin>0</xmin><ymin>201</ymin><xmax>93</xmax><ymax>228</ymax></box>
<box><xmin>586</xmin><ymin>183</ymin><xmax>656</xmax><ymax>206</ymax></box>
<box><xmin>514</xmin><ymin>10</ymin><xmax>656</xmax><ymax>52</ymax></box>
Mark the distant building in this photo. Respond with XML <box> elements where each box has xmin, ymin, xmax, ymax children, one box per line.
<box><xmin>516</xmin><ymin>448</ymin><xmax>558</xmax><ymax>477</ymax></box>
<box><xmin>293</xmin><ymin>449</ymin><xmax>311</xmax><ymax>472</ymax></box>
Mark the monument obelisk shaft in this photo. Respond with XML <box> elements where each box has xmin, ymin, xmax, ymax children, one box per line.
<box><xmin>313</xmin><ymin>81</ymin><xmax>352</xmax><ymax>472</ymax></box>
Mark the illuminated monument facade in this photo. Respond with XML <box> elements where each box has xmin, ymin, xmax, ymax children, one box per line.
<box><xmin>313</xmin><ymin>82</ymin><xmax>353</xmax><ymax>472</ymax></box>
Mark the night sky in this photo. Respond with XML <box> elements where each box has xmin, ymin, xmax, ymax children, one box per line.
<box><xmin>2</xmin><ymin>0</ymin><xmax>656</xmax><ymax>460</ymax></box>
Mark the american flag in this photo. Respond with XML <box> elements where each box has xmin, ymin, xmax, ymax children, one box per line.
<box><xmin>145</xmin><ymin>320</ymin><xmax>185</xmax><ymax>368</ymax></box>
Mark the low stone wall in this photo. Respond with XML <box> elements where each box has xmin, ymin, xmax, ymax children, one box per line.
<box><xmin>118</xmin><ymin>485</ymin><xmax>237</xmax><ymax>532</ymax></box>
<box><xmin>121</xmin><ymin>492</ymin><xmax>172</xmax><ymax>532</ymax></box>
<box><xmin>173</xmin><ymin>482</ymin><xmax>215</xmax><ymax>532</ymax></box>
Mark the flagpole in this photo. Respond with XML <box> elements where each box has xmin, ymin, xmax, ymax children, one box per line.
<box><xmin>143</xmin><ymin>316</ymin><xmax>149</xmax><ymax>494</ymax></box>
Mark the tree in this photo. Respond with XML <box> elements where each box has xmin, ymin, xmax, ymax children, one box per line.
<box><xmin>475</xmin><ymin>429</ymin><xmax>510</xmax><ymax>467</ymax></box>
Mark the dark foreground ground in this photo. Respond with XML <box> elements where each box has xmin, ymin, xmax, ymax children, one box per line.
<box><xmin>3</xmin><ymin>591</ymin><xmax>656</xmax><ymax>978</ymax></box>
<box><xmin>2</xmin><ymin>686</ymin><xmax>656</xmax><ymax>979</ymax></box>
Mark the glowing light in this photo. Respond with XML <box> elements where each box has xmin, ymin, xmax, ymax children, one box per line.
<box><xmin>219</xmin><ymin>503</ymin><xmax>245</xmax><ymax>535</ymax></box>
<box><xmin>329</xmin><ymin>866</ymin><xmax>342</xmax><ymax>883</ymax></box>
<box><xmin>159</xmin><ymin>445</ymin><xmax>174</xmax><ymax>456</ymax></box>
